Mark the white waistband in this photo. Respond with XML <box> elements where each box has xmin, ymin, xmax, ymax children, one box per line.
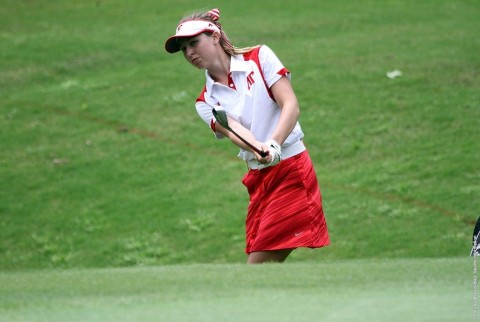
<box><xmin>246</xmin><ymin>140</ymin><xmax>306</xmax><ymax>170</ymax></box>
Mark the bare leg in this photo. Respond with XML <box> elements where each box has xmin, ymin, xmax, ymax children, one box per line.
<box><xmin>247</xmin><ymin>249</ymin><xmax>294</xmax><ymax>264</ymax></box>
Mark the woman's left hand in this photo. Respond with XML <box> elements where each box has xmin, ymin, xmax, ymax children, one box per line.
<box><xmin>254</xmin><ymin>140</ymin><xmax>282</xmax><ymax>166</ymax></box>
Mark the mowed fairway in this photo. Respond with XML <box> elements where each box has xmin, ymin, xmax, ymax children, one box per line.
<box><xmin>0</xmin><ymin>258</ymin><xmax>471</xmax><ymax>322</ymax></box>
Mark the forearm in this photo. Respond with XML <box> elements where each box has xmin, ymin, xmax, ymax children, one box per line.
<box><xmin>216</xmin><ymin>116</ymin><xmax>265</xmax><ymax>154</ymax></box>
<box><xmin>269</xmin><ymin>77</ymin><xmax>300</xmax><ymax>145</ymax></box>
<box><xmin>271</xmin><ymin>101</ymin><xmax>299</xmax><ymax>145</ymax></box>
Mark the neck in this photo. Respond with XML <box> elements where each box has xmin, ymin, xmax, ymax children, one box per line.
<box><xmin>207</xmin><ymin>50</ymin><xmax>231</xmax><ymax>84</ymax></box>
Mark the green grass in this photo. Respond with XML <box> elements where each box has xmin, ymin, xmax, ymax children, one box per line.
<box><xmin>1</xmin><ymin>0</ymin><xmax>479</xmax><ymax>270</ymax></box>
<box><xmin>0</xmin><ymin>257</ymin><xmax>471</xmax><ymax>322</ymax></box>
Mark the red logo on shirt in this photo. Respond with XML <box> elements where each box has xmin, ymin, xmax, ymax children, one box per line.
<box><xmin>246</xmin><ymin>71</ymin><xmax>255</xmax><ymax>90</ymax></box>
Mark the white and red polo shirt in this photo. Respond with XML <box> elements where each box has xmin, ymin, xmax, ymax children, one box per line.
<box><xmin>195</xmin><ymin>45</ymin><xmax>304</xmax><ymax>161</ymax></box>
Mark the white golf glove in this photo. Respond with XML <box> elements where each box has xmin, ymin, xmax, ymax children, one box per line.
<box><xmin>265</xmin><ymin>139</ymin><xmax>282</xmax><ymax>167</ymax></box>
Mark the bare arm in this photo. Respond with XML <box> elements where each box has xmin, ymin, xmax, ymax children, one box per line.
<box><xmin>214</xmin><ymin>116</ymin><xmax>269</xmax><ymax>158</ymax></box>
<box><xmin>269</xmin><ymin>76</ymin><xmax>300</xmax><ymax>145</ymax></box>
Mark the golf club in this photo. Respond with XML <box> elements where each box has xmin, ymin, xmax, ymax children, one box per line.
<box><xmin>212</xmin><ymin>108</ymin><xmax>269</xmax><ymax>157</ymax></box>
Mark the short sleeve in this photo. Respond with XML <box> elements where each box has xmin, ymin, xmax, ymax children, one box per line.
<box><xmin>258</xmin><ymin>45</ymin><xmax>291</xmax><ymax>88</ymax></box>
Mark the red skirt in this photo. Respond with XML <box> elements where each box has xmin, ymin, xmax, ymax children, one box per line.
<box><xmin>242</xmin><ymin>150</ymin><xmax>330</xmax><ymax>253</ymax></box>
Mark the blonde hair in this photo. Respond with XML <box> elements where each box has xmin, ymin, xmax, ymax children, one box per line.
<box><xmin>180</xmin><ymin>10</ymin><xmax>258</xmax><ymax>56</ymax></box>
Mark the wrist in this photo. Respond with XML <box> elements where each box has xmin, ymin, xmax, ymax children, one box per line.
<box><xmin>266</xmin><ymin>139</ymin><xmax>281</xmax><ymax>152</ymax></box>
<box><xmin>265</xmin><ymin>139</ymin><xmax>282</xmax><ymax>166</ymax></box>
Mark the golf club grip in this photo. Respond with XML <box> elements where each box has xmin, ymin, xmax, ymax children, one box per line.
<box><xmin>258</xmin><ymin>150</ymin><xmax>269</xmax><ymax>158</ymax></box>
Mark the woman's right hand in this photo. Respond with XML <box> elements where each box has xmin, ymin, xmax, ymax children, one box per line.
<box><xmin>254</xmin><ymin>142</ymin><xmax>271</xmax><ymax>164</ymax></box>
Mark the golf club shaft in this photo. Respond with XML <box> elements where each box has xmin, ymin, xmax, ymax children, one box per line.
<box><xmin>212</xmin><ymin>108</ymin><xmax>268</xmax><ymax>157</ymax></box>
<box><xmin>229</xmin><ymin>128</ymin><xmax>268</xmax><ymax>157</ymax></box>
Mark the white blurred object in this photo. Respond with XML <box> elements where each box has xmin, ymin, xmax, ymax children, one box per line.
<box><xmin>386</xmin><ymin>70</ymin><xmax>402</xmax><ymax>79</ymax></box>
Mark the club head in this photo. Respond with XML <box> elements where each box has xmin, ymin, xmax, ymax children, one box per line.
<box><xmin>212</xmin><ymin>108</ymin><xmax>231</xmax><ymax>130</ymax></box>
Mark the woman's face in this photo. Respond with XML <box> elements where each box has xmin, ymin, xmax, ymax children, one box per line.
<box><xmin>179</xmin><ymin>33</ymin><xmax>217</xmax><ymax>69</ymax></box>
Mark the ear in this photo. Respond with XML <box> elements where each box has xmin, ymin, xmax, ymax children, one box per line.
<box><xmin>212</xmin><ymin>32</ymin><xmax>221</xmax><ymax>44</ymax></box>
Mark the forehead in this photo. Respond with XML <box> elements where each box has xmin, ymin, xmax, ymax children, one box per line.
<box><xmin>178</xmin><ymin>34</ymin><xmax>202</xmax><ymax>47</ymax></box>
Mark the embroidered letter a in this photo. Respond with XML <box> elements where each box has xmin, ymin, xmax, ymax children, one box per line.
<box><xmin>246</xmin><ymin>71</ymin><xmax>255</xmax><ymax>90</ymax></box>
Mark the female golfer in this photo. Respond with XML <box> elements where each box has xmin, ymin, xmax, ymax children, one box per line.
<box><xmin>165</xmin><ymin>8</ymin><xmax>329</xmax><ymax>263</ymax></box>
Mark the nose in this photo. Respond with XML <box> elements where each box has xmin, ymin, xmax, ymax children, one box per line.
<box><xmin>185</xmin><ymin>45</ymin><xmax>194</xmax><ymax>57</ymax></box>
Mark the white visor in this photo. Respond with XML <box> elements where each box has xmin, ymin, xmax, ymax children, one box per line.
<box><xmin>165</xmin><ymin>20</ymin><xmax>220</xmax><ymax>53</ymax></box>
